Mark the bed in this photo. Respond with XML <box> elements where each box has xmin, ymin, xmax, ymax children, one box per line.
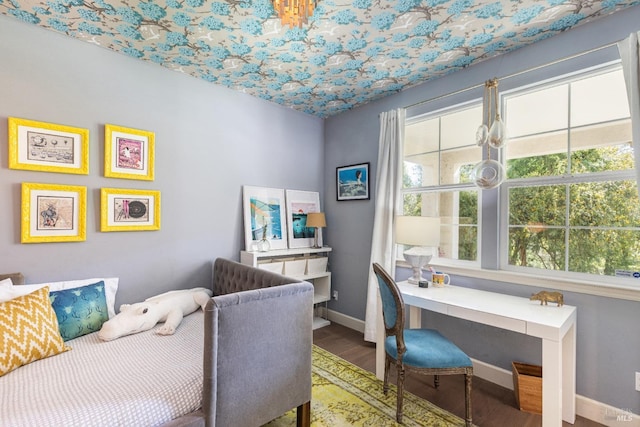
<box><xmin>0</xmin><ymin>259</ymin><xmax>314</xmax><ymax>427</ymax></box>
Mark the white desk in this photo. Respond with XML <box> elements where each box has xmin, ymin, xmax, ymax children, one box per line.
<box><xmin>375</xmin><ymin>281</ymin><xmax>577</xmax><ymax>427</ymax></box>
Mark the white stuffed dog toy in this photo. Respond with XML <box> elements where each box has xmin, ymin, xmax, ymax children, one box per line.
<box><xmin>98</xmin><ymin>287</ymin><xmax>212</xmax><ymax>341</ymax></box>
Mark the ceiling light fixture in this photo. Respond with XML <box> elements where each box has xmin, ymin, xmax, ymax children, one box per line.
<box><xmin>472</xmin><ymin>78</ymin><xmax>508</xmax><ymax>190</ymax></box>
<box><xmin>272</xmin><ymin>0</ymin><xmax>317</xmax><ymax>28</ymax></box>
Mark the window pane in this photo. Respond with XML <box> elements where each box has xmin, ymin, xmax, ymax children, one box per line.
<box><xmin>505</xmin><ymin>85</ymin><xmax>568</xmax><ymax>138</ymax></box>
<box><xmin>571</xmin><ymin>70</ymin><xmax>630</xmax><ymax>127</ymax></box>
<box><xmin>569</xmin><ymin>229</ymin><xmax>640</xmax><ymax>276</ymax></box>
<box><xmin>508</xmin><ymin>227</ymin><xmax>565</xmax><ymax>270</ymax></box>
<box><xmin>406</xmin><ymin>105</ymin><xmax>482</xmax><ymax>187</ymax></box>
<box><xmin>441</xmin><ymin>105</ymin><xmax>482</xmax><ymax>150</ymax></box>
<box><xmin>507</xmin><ymin>144</ymin><xmax>568</xmax><ymax>179</ymax></box>
<box><xmin>509</xmin><ymin>186</ymin><xmax>566</xmax><ymax>227</ymax></box>
<box><xmin>441</xmin><ymin>145</ymin><xmax>482</xmax><ymax>185</ymax></box>
<box><xmin>404</xmin><ymin>142</ymin><xmax>481</xmax><ymax>187</ymax></box>
<box><xmin>405</xmin><ymin>118</ymin><xmax>439</xmax><ymax>156</ymax></box>
<box><xmin>403</xmin><ymin>190</ymin><xmax>478</xmax><ymax>262</ymax></box>
<box><xmin>570</xmin><ymin>122</ymin><xmax>633</xmax><ymax>173</ymax></box>
<box><xmin>569</xmin><ymin>181</ymin><xmax>640</xmax><ymax>227</ymax></box>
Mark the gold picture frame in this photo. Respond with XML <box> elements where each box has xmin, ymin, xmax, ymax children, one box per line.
<box><xmin>100</xmin><ymin>188</ymin><xmax>161</xmax><ymax>232</ymax></box>
<box><xmin>8</xmin><ymin>117</ymin><xmax>89</xmax><ymax>175</ymax></box>
<box><xmin>104</xmin><ymin>124</ymin><xmax>155</xmax><ymax>181</ymax></box>
<box><xmin>21</xmin><ymin>182</ymin><xmax>87</xmax><ymax>243</ymax></box>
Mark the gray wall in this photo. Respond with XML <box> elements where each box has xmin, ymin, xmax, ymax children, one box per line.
<box><xmin>324</xmin><ymin>6</ymin><xmax>640</xmax><ymax>413</ymax></box>
<box><xmin>0</xmin><ymin>16</ymin><xmax>323</xmax><ymax>308</ymax></box>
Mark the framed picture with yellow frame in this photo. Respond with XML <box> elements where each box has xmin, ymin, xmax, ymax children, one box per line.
<box><xmin>21</xmin><ymin>182</ymin><xmax>87</xmax><ymax>243</ymax></box>
<box><xmin>104</xmin><ymin>124</ymin><xmax>155</xmax><ymax>181</ymax></box>
<box><xmin>100</xmin><ymin>188</ymin><xmax>161</xmax><ymax>232</ymax></box>
<box><xmin>8</xmin><ymin>117</ymin><xmax>89</xmax><ymax>175</ymax></box>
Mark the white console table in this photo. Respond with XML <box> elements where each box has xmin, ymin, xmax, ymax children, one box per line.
<box><xmin>375</xmin><ymin>281</ymin><xmax>577</xmax><ymax>427</ymax></box>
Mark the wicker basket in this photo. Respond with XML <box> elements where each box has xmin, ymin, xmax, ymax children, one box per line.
<box><xmin>512</xmin><ymin>362</ymin><xmax>542</xmax><ymax>414</ymax></box>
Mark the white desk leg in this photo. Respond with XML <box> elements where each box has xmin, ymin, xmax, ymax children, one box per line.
<box><xmin>542</xmin><ymin>338</ymin><xmax>563</xmax><ymax>427</ymax></box>
<box><xmin>562</xmin><ymin>321</ymin><xmax>577</xmax><ymax>424</ymax></box>
<box><xmin>408</xmin><ymin>305</ymin><xmax>421</xmax><ymax>329</ymax></box>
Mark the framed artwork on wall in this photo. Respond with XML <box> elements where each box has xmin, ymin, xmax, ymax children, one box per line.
<box><xmin>336</xmin><ymin>162</ymin><xmax>370</xmax><ymax>201</ymax></box>
<box><xmin>21</xmin><ymin>182</ymin><xmax>87</xmax><ymax>243</ymax></box>
<box><xmin>285</xmin><ymin>189</ymin><xmax>322</xmax><ymax>249</ymax></box>
<box><xmin>100</xmin><ymin>188</ymin><xmax>161</xmax><ymax>232</ymax></box>
<box><xmin>8</xmin><ymin>117</ymin><xmax>89</xmax><ymax>175</ymax></box>
<box><xmin>104</xmin><ymin>124</ymin><xmax>155</xmax><ymax>181</ymax></box>
<box><xmin>242</xmin><ymin>186</ymin><xmax>288</xmax><ymax>251</ymax></box>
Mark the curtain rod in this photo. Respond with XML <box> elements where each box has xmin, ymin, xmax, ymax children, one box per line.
<box><xmin>404</xmin><ymin>40</ymin><xmax>620</xmax><ymax>111</ymax></box>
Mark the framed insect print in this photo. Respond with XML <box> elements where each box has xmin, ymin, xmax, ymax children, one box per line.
<box><xmin>21</xmin><ymin>182</ymin><xmax>87</xmax><ymax>243</ymax></box>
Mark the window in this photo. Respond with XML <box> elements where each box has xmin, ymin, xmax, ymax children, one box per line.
<box><xmin>404</xmin><ymin>64</ymin><xmax>640</xmax><ymax>284</ymax></box>
<box><xmin>502</xmin><ymin>67</ymin><xmax>640</xmax><ymax>279</ymax></box>
<box><xmin>403</xmin><ymin>103</ymin><xmax>482</xmax><ymax>263</ymax></box>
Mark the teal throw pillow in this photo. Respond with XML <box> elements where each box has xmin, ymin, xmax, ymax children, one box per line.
<box><xmin>49</xmin><ymin>281</ymin><xmax>109</xmax><ymax>341</ymax></box>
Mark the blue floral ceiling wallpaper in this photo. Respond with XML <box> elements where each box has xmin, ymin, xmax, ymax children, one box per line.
<box><xmin>2</xmin><ymin>0</ymin><xmax>639</xmax><ymax>117</ymax></box>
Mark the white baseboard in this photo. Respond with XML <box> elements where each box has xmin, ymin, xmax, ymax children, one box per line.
<box><xmin>326</xmin><ymin>310</ymin><xmax>640</xmax><ymax>426</ymax></box>
<box><xmin>327</xmin><ymin>309</ymin><xmax>365</xmax><ymax>333</ymax></box>
<box><xmin>470</xmin><ymin>358</ymin><xmax>514</xmax><ymax>390</ymax></box>
<box><xmin>576</xmin><ymin>396</ymin><xmax>639</xmax><ymax>427</ymax></box>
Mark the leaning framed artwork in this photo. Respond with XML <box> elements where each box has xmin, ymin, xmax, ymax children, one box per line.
<box><xmin>8</xmin><ymin>117</ymin><xmax>89</xmax><ymax>175</ymax></box>
<box><xmin>100</xmin><ymin>188</ymin><xmax>161</xmax><ymax>232</ymax></box>
<box><xmin>285</xmin><ymin>190</ymin><xmax>321</xmax><ymax>249</ymax></box>
<box><xmin>336</xmin><ymin>162</ymin><xmax>370</xmax><ymax>201</ymax></box>
<box><xmin>242</xmin><ymin>186</ymin><xmax>288</xmax><ymax>251</ymax></box>
<box><xmin>21</xmin><ymin>182</ymin><xmax>87</xmax><ymax>243</ymax></box>
<box><xmin>104</xmin><ymin>124</ymin><xmax>155</xmax><ymax>181</ymax></box>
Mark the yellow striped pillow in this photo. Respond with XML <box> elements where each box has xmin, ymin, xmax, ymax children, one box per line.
<box><xmin>0</xmin><ymin>286</ymin><xmax>70</xmax><ymax>377</ymax></box>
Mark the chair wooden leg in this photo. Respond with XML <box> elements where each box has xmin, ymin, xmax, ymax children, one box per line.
<box><xmin>383</xmin><ymin>356</ymin><xmax>391</xmax><ymax>395</ymax></box>
<box><xmin>464</xmin><ymin>373</ymin><xmax>473</xmax><ymax>427</ymax></box>
<box><xmin>296</xmin><ymin>401</ymin><xmax>311</xmax><ymax>427</ymax></box>
<box><xmin>434</xmin><ymin>374</ymin><xmax>440</xmax><ymax>389</ymax></box>
<box><xmin>396</xmin><ymin>362</ymin><xmax>405</xmax><ymax>423</ymax></box>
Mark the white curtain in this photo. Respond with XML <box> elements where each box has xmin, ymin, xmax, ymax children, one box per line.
<box><xmin>364</xmin><ymin>108</ymin><xmax>405</xmax><ymax>344</ymax></box>
<box><xmin>617</xmin><ymin>31</ymin><xmax>640</xmax><ymax>199</ymax></box>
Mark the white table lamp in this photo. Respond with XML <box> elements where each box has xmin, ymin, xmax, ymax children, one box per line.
<box><xmin>395</xmin><ymin>216</ymin><xmax>440</xmax><ymax>284</ymax></box>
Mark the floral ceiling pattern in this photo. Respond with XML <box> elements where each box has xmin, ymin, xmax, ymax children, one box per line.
<box><xmin>2</xmin><ymin>0</ymin><xmax>639</xmax><ymax>117</ymax></box>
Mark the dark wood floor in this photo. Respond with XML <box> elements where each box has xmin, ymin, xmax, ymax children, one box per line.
<box><xmin>313</xmin><ymin>322</ymin><xmax>603</xmax><ymax>427</ymax></box>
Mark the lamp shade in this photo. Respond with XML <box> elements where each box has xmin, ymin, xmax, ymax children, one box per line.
<box><xmin>395</xmin><ymin>216</ymin><xmax>440</xmax><ymax>246</ymax></box>
<box><xmin>306</xmin><ymin>212</ymin><xmax>326</xmax><ymax>228</ymax></box>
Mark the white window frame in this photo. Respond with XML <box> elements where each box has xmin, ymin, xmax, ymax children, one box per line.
<box><xmin>403</xmin><ymin>60</ymin><xmax>640</xmax><ymax>301</ymax></box>
<box><xmin>403</xmin><ymin>100</ymin><xmax>483</xmax><ymax>268</ymax></box>
<box><xmin>498</xmin><ymin>62</ymin><xmax>639</xmax><ymax>288</ymax></box>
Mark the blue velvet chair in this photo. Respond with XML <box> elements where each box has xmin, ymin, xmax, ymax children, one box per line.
<box><xmin>372</xmin><ymin>263</ymin><xmax>473</xmax><ymax>426</ymax></box>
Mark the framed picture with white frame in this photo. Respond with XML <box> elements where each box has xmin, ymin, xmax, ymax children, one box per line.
<box><xmin>285</xmin><ymin>189</ymin><xmax>322</xmax><ymax>249</ymax></box>
<box><xmin>242</xmin><ymin>186</ymin><xmax>288</xmax><ymax>251</ymax></box>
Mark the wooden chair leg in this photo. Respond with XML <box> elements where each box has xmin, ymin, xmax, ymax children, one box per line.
<box><xmin>396</xmin><ymin>362</ymin><xmax>405</xmax><ymax>423</ymax></box>
<box><xmin>464</xmin><ymin>373</ymin><xmax>473</xmax><ymax>427</ymax></box>
<box><xmin>383</xmin><ymin>356</ymin><xmax>391</xmax><ymax>395</ymax></box>
<box><xmin>434</xmin><ymin>374</ymin><xmax>440</xmax><ymax>389</ymax></box>
<box><xmin>296</xmin><ymin>401</ymin><xmax>311</xmax><ymax>427</ymax></box>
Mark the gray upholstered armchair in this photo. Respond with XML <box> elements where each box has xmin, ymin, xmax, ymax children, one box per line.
<box><xmin>203</xmin><ymin>258</ymin><xmax>314</xmax><ymax>427</ymax></box>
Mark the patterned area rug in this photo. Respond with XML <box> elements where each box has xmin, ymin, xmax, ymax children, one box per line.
<box><xmin>265</xmin><ymin>345</ymin><xmax>467</xmax><ymax>427</ymax></box>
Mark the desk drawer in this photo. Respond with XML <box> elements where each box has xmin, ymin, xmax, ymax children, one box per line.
<box><xmin>448</xmin><ymin>306</ymin><xmax>526</xmax><ymax>334</ymax></box>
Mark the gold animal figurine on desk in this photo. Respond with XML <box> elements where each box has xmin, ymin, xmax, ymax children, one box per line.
<box><xmin>530</xmin><ymin>290</ymin><xmax>564</xmax><ymax>306</ymax></box>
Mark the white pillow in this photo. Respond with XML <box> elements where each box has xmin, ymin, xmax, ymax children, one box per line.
<box><xmin>0</xmin><ymin>278</ymin><xmax>119</xmax><ymax>318</ymax></box>
<box><xmin>0</xmin><ymin>283</ymin><xmax>42</xmax><ymax>303</ymax></box>
<box><xmin>0</xmin><ymin>278</ymin><xmax>13</xmax><ymax>288</ymax></box>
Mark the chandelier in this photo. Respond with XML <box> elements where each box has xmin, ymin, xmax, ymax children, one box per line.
<box><xmin>272</xmin><ymin>0</ymin><xmax>317</xmax><ymax>28</ymax></box>
<box><xmin>472</xmin><ymin>78</ymin><xmax>508</xmax><ymax>190</ymax></box>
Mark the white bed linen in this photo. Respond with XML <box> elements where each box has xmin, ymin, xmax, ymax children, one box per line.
<box><xmin>0</xmin><ymin>311</ymin><xmax>204</xmax><ymax>427</ymax></box>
